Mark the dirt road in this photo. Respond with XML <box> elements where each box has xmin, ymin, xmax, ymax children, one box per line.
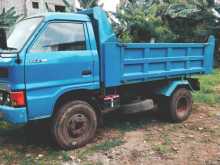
<box><xmin>70</xmin><ymin>104</ymin><xmax>220</xmax><ymax>165</ymax></box>
<box><xmin>0</xmin><ymin>103</ymin><xmax>220</xmax><ymax>165</ymax></box>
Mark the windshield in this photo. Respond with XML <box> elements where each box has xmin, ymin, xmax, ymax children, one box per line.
<box><xmin>7</xmin><ymin>17</ymin><xmax>42</xmax><ymax>51</ymax></box>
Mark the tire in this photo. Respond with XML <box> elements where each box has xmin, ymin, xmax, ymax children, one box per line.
<box><xmin>51</xmin><ymin>100</ymin><xmax>97</xmax><ymax>150</ymax></box>
<box><xmin>158</xmin><ymin>88</ymin><xmax>192</xmax><ymax>123</ymax></box>
<box><xmin>170</xmin><ymin>88</ymin><xmax>192</xmax><ymax>123</ymax></box>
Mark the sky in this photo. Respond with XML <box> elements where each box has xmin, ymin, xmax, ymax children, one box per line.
<box><xmin>75</xmin><ymin>0</ymin><xmax>120</xmax><ymax>12</ymax></box>
<box><xmin>100</xmin><ymin>0</ymin><xmax>120</xmax><ymax>12</ymax></box>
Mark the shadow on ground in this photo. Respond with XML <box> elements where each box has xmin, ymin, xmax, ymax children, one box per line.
<box><xmin>0</xmin><ymin>109</ymin><xmax>162</xmax><ymax>149</ymax></box>
<box><xmin>0</xmin><ymin>121</ymin><xmax>53</xmax><ymax>148</ymax></box>
<box><xmin>103</xmin><ymin>110</ymin><xmax>163</xmax><ymax>132</ymax></box>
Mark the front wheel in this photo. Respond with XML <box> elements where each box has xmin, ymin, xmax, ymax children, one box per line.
<box><xmin>158</xmin><ymin>88</ymin><xmax>192</xmax><ymax>123</ymax></box>
<box><xmin>51</xmin><ymin>100</ymin><xmax>97</xmax><ymax>150</ymax></box>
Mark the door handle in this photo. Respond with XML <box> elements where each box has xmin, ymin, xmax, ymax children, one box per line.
<box><xmin>82</xmin><ymin>70</ymin><xmax>92</xmax><ymax>76</ymax></box>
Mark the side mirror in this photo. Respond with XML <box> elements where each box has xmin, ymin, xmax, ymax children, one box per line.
<box><xmin>0</xmin><ymin>28</ymin><xmax>7</xmax><ymax>49</ymax></box>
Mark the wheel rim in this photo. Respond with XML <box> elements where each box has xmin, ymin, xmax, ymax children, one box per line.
<box><xmin>66</xmin><ymin>113</ymin><xmax>90</xmax><ymax>139</ymax></box>
<box><xmin>176</xmin><ymin>97</ymin><xmax>188</xmax><ymax>117</ymax></box>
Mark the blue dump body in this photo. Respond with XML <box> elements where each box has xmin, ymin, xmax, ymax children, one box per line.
<box><xmin>80</xmin><ymin>7</ymin><xmax>215</xmax><ymax>88</ymax></box>
<box><xmin>103</xmin><ymin>36</ymin><xmax>215</xmax><ymax>87</ymax></box>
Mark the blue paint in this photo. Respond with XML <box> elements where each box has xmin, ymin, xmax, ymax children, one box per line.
<box><xmin>79</xmin><ymin>7</ymin><xmax>117</xmax><ymax>44</ymax></box>
<box><xmin>0</xmin><ymin>7</ymin><xmax>215</xmax><ymax>124</ymax></box>
<box><xmin>103</xmin><ymin>37</ymin><xmax>215</xmax><ymax>87</ymax></box>
<box><xmin>157</xmin><ymin>80</ymin><xmax>191</xmax><ymax>97</ymax></box>
<box><xmin>0</xmin><ymin>106</ymin><xmax>27</xmax><ymax>124</ymax></box>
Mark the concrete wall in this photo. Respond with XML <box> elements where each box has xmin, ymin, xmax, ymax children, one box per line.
<box><xmin>0</xmin><ymin>0</ymin><xmax>75</xmax><ymax>16</ymax></box>
<box><xmin>0</xmin><ymin>0</ymin><xmax>25</xmax><ymax>15</ymax></box>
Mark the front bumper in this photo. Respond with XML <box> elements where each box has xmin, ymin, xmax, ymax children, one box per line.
<box><xmin>0</xmin><ymin>105</ymin><xmax>27</xmax><ymax>124</ymax></box>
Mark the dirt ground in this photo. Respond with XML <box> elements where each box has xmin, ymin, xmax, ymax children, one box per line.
<box><xmin>73</xmin><ymin>104</ymin><xmax>220</xmax><ymax>165</ymax></box>
<box><xmin>1</xmin><ymin>102</ymin><xmax>220</xmax><ymax>165</ymax></box>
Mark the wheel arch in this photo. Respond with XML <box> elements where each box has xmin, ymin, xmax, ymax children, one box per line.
<box><xmin>156</xmin><ymin>79</ymin><xmax>199</xmax><ymax>97</ymax></box>
<box><xmin>53</xmin><ymin>89</ymin><xmax>102</xmax><ymax>120</ymax></box>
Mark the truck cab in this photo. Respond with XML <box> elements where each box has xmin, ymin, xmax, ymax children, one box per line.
<box><xmin>0</xmin><ymin>7</ymin><xmax>215</xmax><ymax>149</ymax></box>
<box><xmin>0</xmin><ymin>10</ymin><xmax>104</xmax><ymax>123</ymax></box>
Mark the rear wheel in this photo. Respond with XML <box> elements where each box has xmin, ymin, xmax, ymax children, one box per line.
<box><xmin>51</xmin><ymin>100</ymin><xmax>97</xmax><ymax>150</ymax></box>
<box><xmin>170</xmin><ymin>88</ymin><xmax>192</xmax><ymax>122</ymax></box>
<box><xmin>158</xmin><ymin>88</ymin><xmax>192</xmax><ymax>123</ymax></box>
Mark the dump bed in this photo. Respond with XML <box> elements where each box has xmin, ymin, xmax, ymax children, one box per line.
<box><xmin>103</xmin><ymin>36</ymin><xmax>215</xmax><ymax>87</ymax></box>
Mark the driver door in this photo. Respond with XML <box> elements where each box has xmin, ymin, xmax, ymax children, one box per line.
<box><xmin>25</xmin><ymin>21</ymin><xmax>94</xmax><ymax>119</ymax></box>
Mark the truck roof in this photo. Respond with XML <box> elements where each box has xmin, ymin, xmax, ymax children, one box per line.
<box><xmin>26</xmin><ymin>7</ymin><xmax>117</xmax><ymax>53</ymax></box>
<box><xmin>27</xmin><ymin>12</ymin><xmax>91</xmax><ymax>22</ymax></box>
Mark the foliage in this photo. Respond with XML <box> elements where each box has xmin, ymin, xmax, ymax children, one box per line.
<box><xmin>162</xmin><ymin>0</ymin><xmax>220</xmax><ymax>42</ymax></box>
<box><xmin>62</xmin><ymin>0</ymin><xmax>75</xmax><ymax>12</ymax></box>
<box><xmin>193</xmin><ymin>69</ymin><xmax>220</xmax><ymax>106</ymax></box>
<box><xmin>115</xmin><ymin>0</ymin><xmax>177</xmax><ymax>42</ymax></box>
<box><xmin>114</xmin><ymin>0</ymin><xmax>220</xmax><ymax>43</ymax></box>
<box><xmin>0</xmin><ymin>7</ymin><xmax>21</xmax><ymax>49</ymax></box>
<box><xmin>78</xmin><ymin>0</ymin><xmax>99</xmax><ymax>9</ymax></box>
<box><xmin>0</xmin><ymin>7</ymin><xmax>21</xmax><ymax>27</ymax></box>
<box><xmin>45</xmin><ymin>0</ymin><xmax>100</xmax><ymax>12</ymax></box>
<box><xmin>59</xmin><ymin>0</ymin><xmax>100</xmax><ymax>12</ymax></box>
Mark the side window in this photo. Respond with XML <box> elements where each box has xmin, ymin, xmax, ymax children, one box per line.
<box><xmin>30</xmin><ymin>22</ymin><xmax>86</xmax><ymax>52</ymax></box>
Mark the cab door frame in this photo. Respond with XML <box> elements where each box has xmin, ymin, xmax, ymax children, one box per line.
<box><xmin>24</xmin><ymin>19</ymin><xmax>99</xmax><ymax>120</ymax></box>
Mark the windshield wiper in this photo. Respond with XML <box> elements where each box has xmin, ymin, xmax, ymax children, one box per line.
<box><xmin>5</xmin><ymin>47</ymin><xmax>17</xmax><ymax>50</ymax></box>
<box><xmin>0</xmin><ymin>47</ymin><xmax>17</xmax><ymax>51</ymax></box>
<box><xmin>0</xmin><ymin>48</ymin><xmax>20</xmax><ymax>63</ymax></box>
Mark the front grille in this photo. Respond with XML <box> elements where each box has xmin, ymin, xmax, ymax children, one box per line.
<box><xmin>0</xmin><ymin>68</ymin><xmax>8</xmax><ymax>78</ymax></box>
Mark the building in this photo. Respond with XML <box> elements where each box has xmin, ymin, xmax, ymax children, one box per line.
<box><xmin>216</xmin><ymin>0</ymin><xmax>220</xmax><ymax>4</ymax></box>
<box><xmin>0</xmin><ymin>0</ymin><xmax>75</xmax><ymax>16</ymax></box>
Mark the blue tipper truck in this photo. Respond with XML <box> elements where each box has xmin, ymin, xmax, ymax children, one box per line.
<box><xmin>0</xmin><ymin>7</ymin><xmax>215</xmax><ymax>149</ymax></box>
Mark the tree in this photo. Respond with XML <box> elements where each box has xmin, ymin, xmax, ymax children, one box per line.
<box><xmin>114</xmin><ymin>0</ymin><xmax>177</xmax><ymax>42</ymax></box>
<box><xmin>60</xmin><ymin>0</ymin><xmax>100</xmax><ymax>11</ymax></box>
<box><xmin>62</xmin><ymin>0</ymin><xmax>76</xmax><ymax>12</ymax></box>
<box><xmin>0</xmin><ymin>7</ymin><xmax>21</xmax><ymax>49</ymax></box>
<box><xmin>114</xmin><ymin>0</ymin><xmax>220</xmax><ymax>43</ymax></box>
<box><xmin>162</xmin><ymin>0</ymin><xmax>220</xmax><ymax>42</ymax></box>
<box><xmin>0</xmin><ymin>7</ymin><xmax>21</xmax><ymax>27</ymax></box>
<box><xmin>78</xmin><ymin>0</ymin><xmax>99</xmax><ymax>9</ymax></box>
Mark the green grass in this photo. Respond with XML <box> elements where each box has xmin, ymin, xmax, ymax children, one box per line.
<box><xmin>152</xmin><ymin>132</ymin><xmax>174</xmax><ymax>156</ymax></box>
<box><xmin>193</xmin><ymin>69</ymin><xmax>220</xmax><ymax>106</ymax></box>
<box><xmin>0</xmin><ymin>148</ymin><xmax>69</xmax><ymax>165</ymax></box>
<box><xmin>91</xmin><ymin>139</ymin><xmax>124</xmax><ymax>151</ymax></box>
<box><xmin>78</xmin><ymin>138</ymin><xmax>124</xmax><ymax>160</ymax></box>
<box><xmin>153</xmin><ymin>144</ymin><xmax>171</xmax><ymax>155</ymax></box>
